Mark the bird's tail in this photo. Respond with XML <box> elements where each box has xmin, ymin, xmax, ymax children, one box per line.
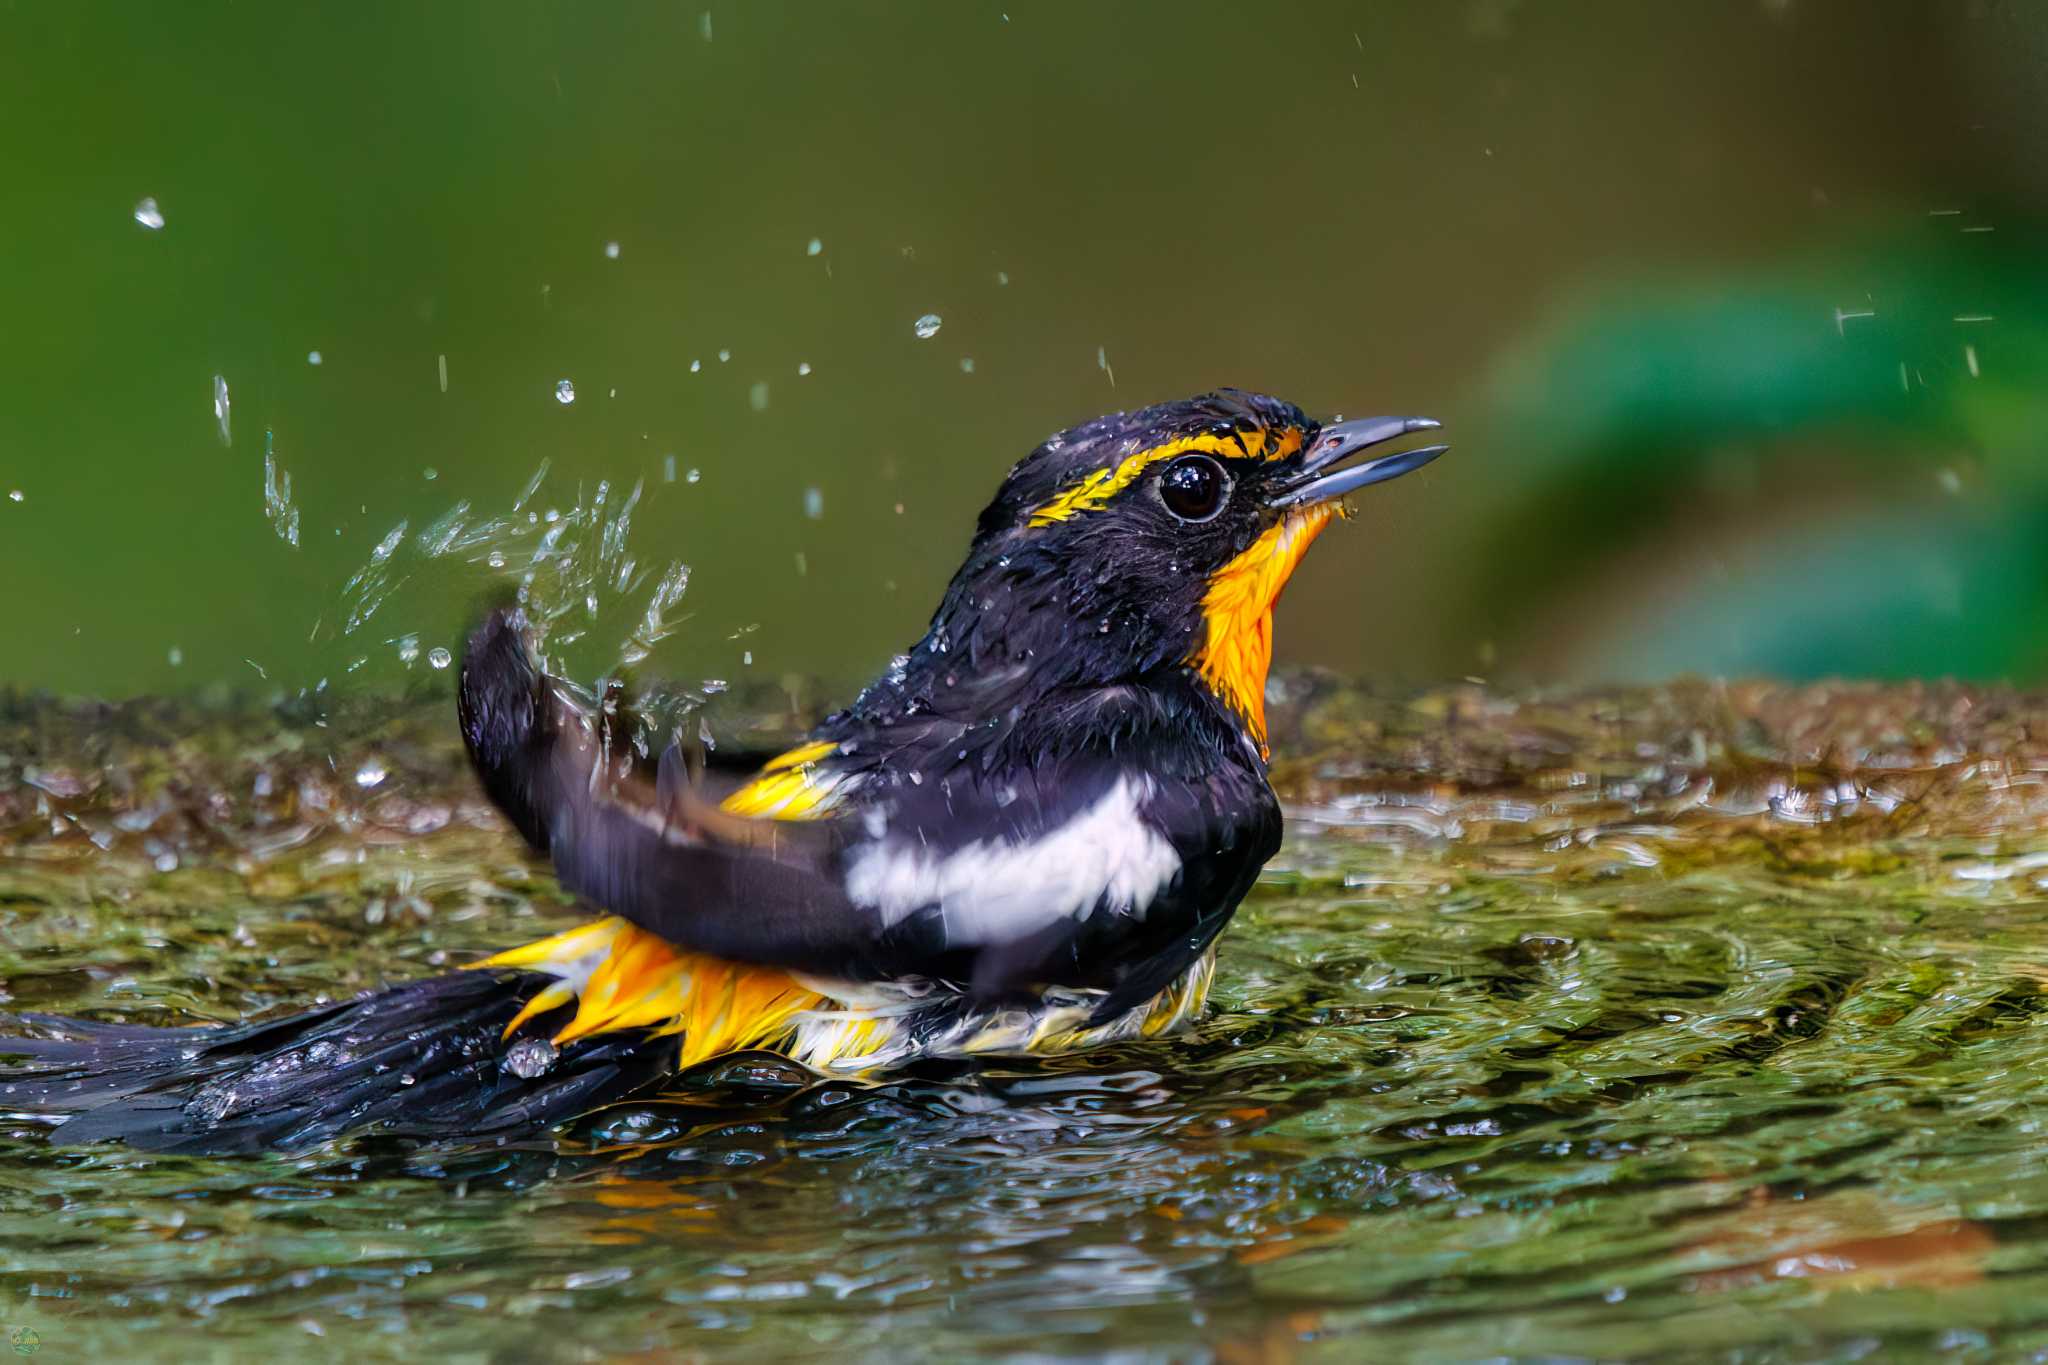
<box><xmin>0</xmin><ymin>968</ymin><xmax>679</xmax><ymax>1153</ymax></box>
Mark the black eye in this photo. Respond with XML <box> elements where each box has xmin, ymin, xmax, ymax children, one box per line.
<box><xmin>1157</xmin><ymin>455</ymin><xmax>1229</xmax><ymax>522</ymax></box>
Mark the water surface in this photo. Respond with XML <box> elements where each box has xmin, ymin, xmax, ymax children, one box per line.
<box><xmin>5</xmin><ymin>680</ymin><xmax>2047</xmax><ymax>1360</ymax></box>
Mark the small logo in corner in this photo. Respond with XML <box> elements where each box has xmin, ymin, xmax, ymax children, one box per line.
<box><xmin>9</xmin><ymin>1327</ymin><xmax>39</xmax><ymax>1357</ymax></box>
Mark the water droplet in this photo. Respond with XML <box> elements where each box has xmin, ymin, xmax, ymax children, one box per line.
<box><xmin>806</xmin><ymin>238</ymin><xmax>823</xmax><ymax>256</ymax></box>
<box><xmin>686</xmin><ymin>467</ymin><xmax>701</xmax><ymax>484</ymax></box>
<box><xmin>213</xmin><ymin>374</ymin><xmax>232</xmax><ymax>446</ymax></box>
<box><xmin>6</xmin><ymin>490</ymin><xmax>21</xmax><ymax>503</ymax></box>
<box><xmin>398</xmin><ymin>1073</ymin><xmax>417</xmax><ymax>1087</ymax></box>
<box><xmin>423</xmin><ymin>467</ymin><xmax>438</xmax><ymax>481</ymax></box>
<box><xmin>803</xmin><ymin>487</ymin><xmax>824</xmax><ymax>520</ymax></box>
<box><xmin>371</xmin><ymin>522</ymin><xmax>408</xmax><ymax>564</ymax></box>
<box><xmin>355</xmin><ymin>760</ymin><xmax>388</xmax><ymax>789</ymax></box>
<box><xmin>133</xmin><ymin>197</ymin><xmax>164</xmax><ymax>230</ymax></box>
<box><xmin>749</xmin><ymin>380</ymin><xmax>771</xmax><ymax>411</ymax></box>
<box><xmin>428</xmin><ymin>647</ymin><xmax>452</xmax><ymax>670</ymax></box>
<box><xmin>743</xmin><ymin>650</ymin><xmax>753</xmax><ymax>666</ymax></box>
<box><xmin>995</xmin><ymin>270</ymin><xmax>1009</xmax><ymax>286</ymax></box>
<box><xmin>913</xmin><ymin>313</ymin><xmax>942</xmax><ymax>339</ymax></box>
<box><xmin>689</xmin><ymin>359</ymin><xmax>702</xmax><ymax>373</ymax></box>
<box><xmin>604</xmin><ymin>240</ymin><xmax>621</xmax><ymax>260</ymax></box>
<box><xmin>698</xmin><ymin>10</ymin><xmax>713</xmax><ymax>41</ymax></box>
<box><xmin>663</xmin><ymin>454</ymin><xmax>677</xmax><ymax>482</ymax></box>
<box><xmin>486</xmin><ymin>550</ymin><xmax>506</xmax><ymax>569</ymax></box>
<box><xmin>168</xmin><ymin>646</ymin><xmax>184</xmax><ymax>667</ymax></box>
<box><xmin>959</xmin><ymin>357</ymin><xmax>976</xmax><ymax>373</ymax></box>
<box><xmin>718</xmin><ymin>349</ymin><xmax>731</xmax><ymax>363</ymax></box>
<box><xmin>307</xmin><ymin>350</ymin><xmax>323</xmax><ymax>366</ymax></box>
<box><xmin>395</xmin><ymin>634</ymin><xmax>420</xmax><ymax>664</ymax></box>
<box><xmin>155</xmin><ymin>851</ymin><xmax>178</xmax><ymax>873</ymax></box>
<box><xmin>702</xmin><ymin>679</ymin><xmax>728</xmax><ymax>694</ymax></box>
<box><xmin>505</xmin><ymin>1037</ymin><xmax>558</xmax><ymax>1079</ymax></box>
<box><xmin>438</xmin><ymin>353</ymin><xmax>449</xmax><ymax>392</ymax></box>
<box><xmin>555</xmin><ymin>378</ymin><xmax>576</xmax><ymax>404</ymax></box>
<box><xmin>797</xmin><ymin>362</ymin><xmax>812</xmax><ymax>376</ymax></box>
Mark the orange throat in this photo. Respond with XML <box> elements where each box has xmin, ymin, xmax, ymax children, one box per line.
<box><xmin>1189</xmin><ymin>503</ymin><xmax>1339</xmax><ymax>756</ymax></box>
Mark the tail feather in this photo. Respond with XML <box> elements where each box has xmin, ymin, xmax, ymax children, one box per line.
<box><xmin>0</xmin><ymin>970</ymin><xmax>677</xmax><ymax>1154</ymax></box>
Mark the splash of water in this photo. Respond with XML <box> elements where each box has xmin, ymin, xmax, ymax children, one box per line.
<box><xmin>262</xmin><ymin>431</ymin><xmax>299</xmax><ymax>548</ymax></box>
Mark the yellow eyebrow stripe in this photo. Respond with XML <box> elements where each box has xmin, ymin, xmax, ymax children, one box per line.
<box><xmin>1026</xmin><ymin>426</ymin><xmax>1304</xmax><ymax>527</ymax></box>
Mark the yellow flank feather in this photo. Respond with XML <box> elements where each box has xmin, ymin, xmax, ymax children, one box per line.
<box><xmin>478</xmin><ymin>917</ymin><xmax>827</xmax><ymax>1058</ymax></box>
<box><xmin>1189</xmin><ymin>503</ymin><xmax>1338</xmax><ymax>756</ymax></box>
<box><xmin>1027</xmin><ymin>425</ymin><xmax>1306</xmax><ymax>528</ymax></box>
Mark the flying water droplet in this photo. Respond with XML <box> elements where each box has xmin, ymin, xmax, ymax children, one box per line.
<box><xmin>718</xmin><ymin>349</ymin><xmax>731</xmax><ymax>363</ymax></box>
<box><xmin>806</xmin><ymin>238</ymin><xmax>823</xmax><ymax>256</ymax></box>
<box><xmin>960</xmin><ymin>357</ymin><xmax>976</xmax><ymax>373</ymax></box>
<box><xmin>913</xmin><ymin>313</ymin><xmax>942</xmax><ymax>339</ymax></box>
<box><xmin>604</xmin><ymin>240</ymin><xmax>621</xmax><ymax>259</ymax></box>
<box><xmin>133</xmin><ymin>197</ymin><xmax>164</xmax><ymax>230</ymax></box>
<box><xmin>370</xmin><ymin>522</ymin><xmax>408</xmax><ymax>564</ymax></box>
<box><xmin>213</xmin><ymin>375</ymin><xmax>232</xmax><ymax>446</ymax></box>
<box><xmin>168</xmin><ymin>646</ymin><xmax>184</xmax><ymax>667</ymax></box>
<box><xmin>686</xmin><ymin>467</ymin><xmax>701</xmax><ymax>484</ymax></box>
<box><xmin>797</xmin><ymin>362</ymin><xmax>812</xmax><ymax>376</ymax></box>
<box><xmin>427</xmin><ymin>647</ymin><xmax>452</xmax><ymax>670</ymax></box>
<box><xmin>307</xmin><ymin>350</ymin><xmax>323</xmax><ymax>366</ymax></box>
<box><xmin>555</xmin><ymin>379</ymin><xmax>576</xmax><ymax>405</ymax></box>
<box><xmin>355</xmin><ymin>760</ymin><xmax>387</xmax><ymax>788</ymax></box>
<box><xmin>506</xmin><ymin>1037</ymin><xmax>558</xmax><ymax>1078</ymax></box>
<box><xmin>803</xmin><ymin>487</ymin><xmax>824</xmax><ymax>519</ymax></box>
<box><xmin>749</xmin><ymin>381</ymin><xmax>771</xmax><ymax>411</ymax></box>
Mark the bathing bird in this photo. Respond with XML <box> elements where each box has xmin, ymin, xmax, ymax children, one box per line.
<box><xmin>0</xmin><ymin>389</ymin><xmax>1445</xmax><ymax>1151</ymax></box>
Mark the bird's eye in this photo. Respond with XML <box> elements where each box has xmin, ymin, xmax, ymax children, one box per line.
<box><xmin>1157</xmin><ymin>455</ymin><xmax>1229</xmax><ymax>523</ymax></box>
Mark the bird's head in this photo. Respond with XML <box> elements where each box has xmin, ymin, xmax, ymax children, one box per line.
<box><xmin>911</xmin><ymin>389</ymin><xmax>1447</xmax><ymax>753</ymax></box>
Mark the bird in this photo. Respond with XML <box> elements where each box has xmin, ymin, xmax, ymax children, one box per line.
<box><xmin>0</xmin><ymin>389</ymin><xmax>1445</xmax><ymax>1152</ymax></box>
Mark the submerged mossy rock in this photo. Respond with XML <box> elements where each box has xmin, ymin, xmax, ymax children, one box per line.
<box><xmin>4</xmin><ymin>673</ymin><xmax>2046</xmax><ymax>892</ymax></box>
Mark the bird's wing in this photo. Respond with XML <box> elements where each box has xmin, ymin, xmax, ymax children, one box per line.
<box><xmin>458</xmin><ymin>607</ymin><xmax>901</xmax><ymax>979</ymax></box>
<box><xmin>460</xmin><ymin>609</ymin><xmax>1276</xmax><ymax>999</ymax></box>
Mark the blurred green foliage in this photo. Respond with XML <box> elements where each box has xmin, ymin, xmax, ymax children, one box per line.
<box><xmin>1</xmin><ymin>1</ymin><xmax>2044</xmax><ymax>696</ymax></box>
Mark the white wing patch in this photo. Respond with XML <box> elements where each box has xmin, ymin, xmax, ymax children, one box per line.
<box><xmin>842</xmin><ymin>775</ymin><xmax>1181</xmax><ymax>946</ymax></box>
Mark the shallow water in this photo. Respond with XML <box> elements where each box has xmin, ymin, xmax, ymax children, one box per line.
<box><xmin>4</xmin><ymin>679</ymin><xmax>2048</xmax><ymax>1361</ymax></box>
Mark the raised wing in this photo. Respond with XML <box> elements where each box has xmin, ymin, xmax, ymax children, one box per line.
<box><xmin>459</xmin><ymin>609</ymin><xmax>1277</xmax><ymax>1006</ymax></box>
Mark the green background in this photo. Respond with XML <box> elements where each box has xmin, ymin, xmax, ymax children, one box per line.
<box><xmin>4</xmin><ymin>1</ymin><xmax>2045</xmax><ymax>699</ymax></box>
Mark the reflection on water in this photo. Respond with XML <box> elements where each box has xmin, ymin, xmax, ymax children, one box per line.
<box><xmin>4</xmin><ymin>680</ymin><xmax>2048</xmax><ymax>1357</ymax></box>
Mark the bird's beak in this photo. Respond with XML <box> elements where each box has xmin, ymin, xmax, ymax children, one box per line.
<box><xmin>1267</xmin><ymin>416</ymin><xmax>1448</xmax><ymax>510</ymax></box>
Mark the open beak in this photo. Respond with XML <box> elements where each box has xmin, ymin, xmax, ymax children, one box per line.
<box><xmin>1267</xmin><ymin>415</ymin><xmax>1448</xmax><ymax>510</ymax></box>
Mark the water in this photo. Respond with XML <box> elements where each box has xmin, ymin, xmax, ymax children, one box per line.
<box><xmin>5</xmin><ymin>680</ymin><xmax>2048</xmax><ymax>1357</ymax></box>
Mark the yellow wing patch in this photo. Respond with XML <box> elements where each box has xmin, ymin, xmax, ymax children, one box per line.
<box><xmin>718</xmin><ymin>740</ymin><xmax>845</xmax><ymax>820</ymax></box>
<box><xmin>1027</xmin><ymin>425</ymin><xmax>1306</xmax><ymax>528</ymax></box>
